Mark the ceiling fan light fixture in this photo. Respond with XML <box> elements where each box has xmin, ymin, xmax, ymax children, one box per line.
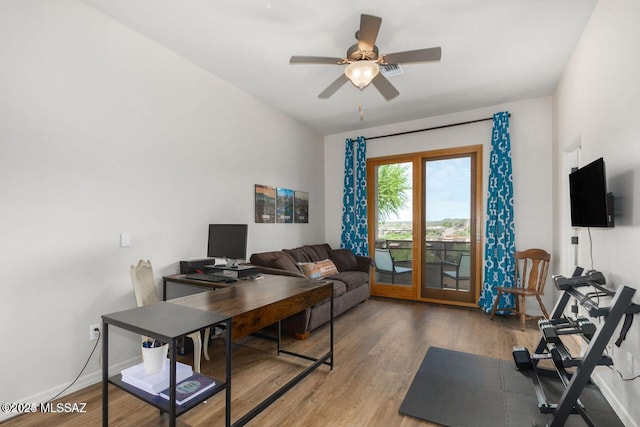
<box><xmin>345</xmin><ymin>61</ymin><xmax>379</xmax><ymax>89</ymax></box>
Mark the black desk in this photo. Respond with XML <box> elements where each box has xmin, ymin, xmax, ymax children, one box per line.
<box><xmin>102</xmin><ymin>302</ymin><xmax>232</xmax><ymax>427</ymax></box>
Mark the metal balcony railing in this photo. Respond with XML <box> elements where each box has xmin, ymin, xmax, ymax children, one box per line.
<box><xmin>376</xmin><ymin>239</ymin><xmax>471</xmax><ymax>263</ymax></box>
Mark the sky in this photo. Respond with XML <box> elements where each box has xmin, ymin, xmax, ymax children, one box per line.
<box><xmin>384</xmin><ymin>157</ymin><xmax>471</xmax><ymax>222</ymax></box>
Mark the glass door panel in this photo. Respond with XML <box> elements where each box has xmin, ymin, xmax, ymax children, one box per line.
<box><xmin>421</xmin><ymin>155</ymin><xmax>477</xmax><ymax>304</ymax></box>
<box><xmin>370</xmin><ymin>161</ymin><xmax>415</xmax><ymax>298</ymax></box>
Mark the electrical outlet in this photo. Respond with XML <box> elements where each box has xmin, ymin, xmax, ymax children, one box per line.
<box><xmin>89</xmin><ymin>324</ymin><xmax>100</xmax><ymax>341</ymax></box>
<box><xmin>627</xmin><ymin>352</ymin><xmax>634</xmax><ymax>376</ymax></box>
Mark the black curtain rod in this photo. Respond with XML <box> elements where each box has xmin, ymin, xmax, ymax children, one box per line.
<box><xmin>363</xmin><ymin>113</ymin><xmax>510</xmax><ymax>141</ymax></box>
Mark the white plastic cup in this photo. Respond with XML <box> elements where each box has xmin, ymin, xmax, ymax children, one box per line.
<box><xmin>141</xmin><ymin>342</ymin><xmax>168</xmax><ymax>374</ymax></box>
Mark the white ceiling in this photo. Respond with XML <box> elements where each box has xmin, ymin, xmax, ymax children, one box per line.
<box><xmin>82</xmin><ymin>0</ymin><xmax>597</xmax><ymax>135</ymax></box>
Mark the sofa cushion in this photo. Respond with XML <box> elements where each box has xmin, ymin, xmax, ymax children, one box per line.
<box><xmin>249</xmin><ymin>250</ymin><xmax>283</xmax><ymax>267</ymax></box>
<box><xmin>330</xmin><ymin>279</ymin><xmax>347</xmax><ymax>298</ymax></box>
<box><xmin>310</xmin><ymin>244</ymin><xmax>332</xmax><ymax>261</ymax></box>
<box><xmin>298</xmin><ymin>259</ymin><xmax>339</xmax><ymax>279</ymax></box>
<box><xmin>327</xmin><ymin>271</ymin><xmax>369</xmax><ymax>292</ymax></box>
<box><xmin>271</xmin><ymin>252</ymin><xmax>299</xmax><ymax>273</ymax></box>
<box><xmin>249</xmin><ymin>251</ymin><xmax>299</xmax><ymax>274</ymax></box>
<box><xmin>285</xmin><ymin>245</ymin><xmax>319</xmax><ymax>263</ymax></box>
<box><xmin>329</xmin><ymin>248</ymin><xmax>359</xmax><ymax>272</ymax></box>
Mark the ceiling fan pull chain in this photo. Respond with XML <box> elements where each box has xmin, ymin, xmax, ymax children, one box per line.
<box><xmin>358</xmin><ymin>91</ymin><xmax>364</xmax><ymax>121</ymax></box>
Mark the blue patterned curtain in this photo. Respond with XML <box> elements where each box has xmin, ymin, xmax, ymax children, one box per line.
<box><xmin>478</xmin><ymin>112</ymin><xmax>516</xmax><ymax>313</ymax></box>
<box><xmin>340</xmin><ymin>136</ymin><xmax>369</xmax><ymax>256</ymax></box>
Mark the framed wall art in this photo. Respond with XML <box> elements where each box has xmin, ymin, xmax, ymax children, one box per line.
<box><xmin>294</xmin><ymin>191</ymin><xmax>309</xmax><ymax>223</ymax></box>
<box><xmin>255</xmin><ymin>184</ymin><xmax>276</xmax><ymax>223</ymax></box>
<box><xmin>276</xmin><ymin>187</ymin><xmax>294</xmax><ymax>223</ymax></box>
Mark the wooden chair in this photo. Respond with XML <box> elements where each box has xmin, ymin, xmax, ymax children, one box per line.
<box><xmin>374</xmin><ymin>248</ymin><xmax>412</xmax><ymax>284</ymax></box>
<box><xmin>489</xmin><ymin>249</ymin><xmax>551</xmax><ymax>330</ymax></box>
<box><xmin>130</xmin><ymin>260</ymin><xmax>208</xmax><ymax>372</ymax></box>
<box><xmin>441</xmin><ymin>252</ymin><xmax>471</xmax><ymax>290</ymax></box>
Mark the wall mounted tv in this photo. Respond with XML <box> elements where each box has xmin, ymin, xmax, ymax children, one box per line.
<box><xmin>207</xmin><ymin>224</ymin><xmax>248</xmax><ymax>260</ymax></box>
<box><xmin>569</xmin><ymin>157</ymin><xmax>614</xmax><ymax>227</ymax></box>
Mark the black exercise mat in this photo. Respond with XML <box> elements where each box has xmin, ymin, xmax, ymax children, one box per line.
<box><xmin>399</xmin><ymin>346</ymin><xmax>623</xmax><ymax>427</ymax></box>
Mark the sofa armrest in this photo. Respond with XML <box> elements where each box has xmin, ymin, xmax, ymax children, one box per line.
<box><xmin>355</xmin><ymin>255</ymin><xmax>374</xmax><ymax>273</ymax></box>
<box><xmin>254</xmin><ymin>265</ymin><xmax>305</xmax><ymax>278</ymax></box>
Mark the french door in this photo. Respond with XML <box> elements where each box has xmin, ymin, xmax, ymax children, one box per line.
<box><xmin>367</xmin><ymin>145</ymin><xmax>482</xmax><ymax>306</ymax></box>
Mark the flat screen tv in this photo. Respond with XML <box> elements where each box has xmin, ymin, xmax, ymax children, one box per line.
<box><xmin>569</xmin><ymin>157</ymin><xmax>614</xmax><ymax>227</ymax></box>
<box><xmin>207</xmin><ymin>224</ymin><xmax>248</xmax><ymax>260</ymax></box>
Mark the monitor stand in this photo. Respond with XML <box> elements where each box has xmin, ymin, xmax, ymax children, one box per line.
<box><xmin>215</xmin><ymin>265</ymin><xmax>259</xmax><ymax>278</ymax></box>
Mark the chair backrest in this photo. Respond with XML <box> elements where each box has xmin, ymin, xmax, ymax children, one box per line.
<box><xmin>458</xmin><ymin>253</ymin><xmax>471</xmax><ymax>278</ymax></box>
<box><xmin>374</xmin><ymin>249</ymin><xmax>394</xmax><ymax>273</ymax></box>
<box><xmin>130</xmin><ymin>260</ymin><xmax>159</xmax><ymax>307</ymax></box>
<box><xmin>515</xmin><ymin>249</ymin><xmax>551</xmax><ymax>294</ymax></box>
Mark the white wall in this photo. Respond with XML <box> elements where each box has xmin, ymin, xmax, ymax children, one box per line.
<box><xmin>553</xmin><ymin>0</ymin><xmax>640</xmax><ymax>424</ymax></box>
<box><xmin>324</xmin><ymin>97</ymin><xmax>554</xmax><ymax>307</ymax></box>
<box><xmin>0</xmin><ymin>0</ymin><xmax>324</xmax><ymax>414</ymax></box>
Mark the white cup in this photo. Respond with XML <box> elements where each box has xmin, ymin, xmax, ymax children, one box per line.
<box><xmin>141</xmin><ymin>341</ymin><xmax>168</xmax><ymax>374</ymax></box>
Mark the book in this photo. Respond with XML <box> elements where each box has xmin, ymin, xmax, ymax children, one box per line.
<box><xmin>121</xmin><ymin>360</ymin><xmax>193</xmax><ymax>395</ymax></box>
<box><xmin>158</xmin><ymin>373</ymin><xmax>217</xmax><ymax>405</ymax></box>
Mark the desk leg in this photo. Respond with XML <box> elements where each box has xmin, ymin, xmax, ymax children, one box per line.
<box><xmin>102</xmin><ymin>322</ymin><xmax>108</xmax><ymax>427</ymax></box>
<box><xmin>225</xmin><ymin>318</ymin><xmax>232</xmax><ymax>427</ymax></box>
<box><xmin>169</xmin><ymin>339</ymin><xmax>177</xmax><ymax>427</ymax></box>
<box><xmin>162</xmin><ymin>278</ymin><xmax>167</xmax><ymax>301</ymax></box>
<box><xmin>330</xmin><ymin>292</ymin><xmax>334</xmax><ymax>369</ymax></box>
<box><xmin>277</xmin><ymin>320</ymin><xmax>282</xmax><ymax>355</ymax></box>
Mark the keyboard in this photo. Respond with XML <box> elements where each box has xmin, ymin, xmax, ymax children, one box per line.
<box><xmin>185</xmin><ymin>273</ymin><xmax>236</xmax><ymax>283</ymax></box>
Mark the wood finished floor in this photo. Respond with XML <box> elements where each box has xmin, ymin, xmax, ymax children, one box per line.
<box><xmin>5</xmin><ymin>297</ymin><xmax>545</xmax><ymax>427</ymax></box>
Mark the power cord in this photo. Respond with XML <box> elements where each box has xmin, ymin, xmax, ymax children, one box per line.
<box><xmin>602</xmin><ymin>337</ymin><xmax>639</xmax><ymax>381</ymax></box>
<box><xmin>43</xmin><ymin>328</ymin><xmax>101</xmax><ymax>404</ymax></box>
<box><xmin>607</xmin><ymin>365</ymin><xmax>640</xmax><ymax>381</ymax></box>
<box><xmin>587</xmin><ymin>227</ymin><xmax>594</xmax><ymax>270</ymax></box>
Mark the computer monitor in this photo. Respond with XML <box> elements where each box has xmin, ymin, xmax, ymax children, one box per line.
<box><xmin>207</xmin><ymin>224</ymin><xmax>248</xmax><ymax>261</ymax></box>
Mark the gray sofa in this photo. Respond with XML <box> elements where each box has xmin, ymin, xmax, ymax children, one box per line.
<box><xmin>249</xmin><ymin>243</ymin><xmax>372</xmax><ymax>338</ymax></box>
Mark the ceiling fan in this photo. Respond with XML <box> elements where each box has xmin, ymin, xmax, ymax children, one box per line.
<box><xmin>290</xmin><ymin>14</ymin><xmax>442</xmax><ymax>101</ymax></box>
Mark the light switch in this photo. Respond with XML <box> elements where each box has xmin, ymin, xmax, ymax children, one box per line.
<box><xmin>120</xmin><ymin>232</ymin><xmax>131</xmax><ymax>247</ymax></box>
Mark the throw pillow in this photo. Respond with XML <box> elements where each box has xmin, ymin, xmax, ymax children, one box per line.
<box><xmin>298</xmin><ymin>259</ymin><xmax>339</xmax><ymax>279</ymax></box>
<box><xmin>329</xmin><ymin>248</ymin><xmax>358</xmax><ymax>272</ymax></box>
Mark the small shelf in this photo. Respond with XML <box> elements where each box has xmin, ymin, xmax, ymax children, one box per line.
<box><xmin>102</xmin><ymin>303</ymin><xmax>232</xmax><ymax>427</ymax></box>
<box><xmin>109</xmin><ymin>374</ymin><xmax>226</xmax><ymax>416</ymax></box>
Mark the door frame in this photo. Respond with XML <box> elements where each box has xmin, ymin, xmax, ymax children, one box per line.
<box><xmin>367</xmin><ymin>145</ymin><xmax>483</xmax><ymax>307</ymax></box>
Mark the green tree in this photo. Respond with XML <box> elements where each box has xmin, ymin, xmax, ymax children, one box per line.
<box><xmin>377</xmin><ymin>164</ymin><xmax>411</xmax><ymax>221</ymax></box>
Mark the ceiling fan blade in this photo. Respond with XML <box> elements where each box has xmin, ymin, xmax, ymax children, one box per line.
<box><xmin>383</xmin><ymin>47</ymin><xmax>442</xmax><ymax>65</ymax></box>
<box><xmin>371</xmin><ymin>73</ymin><xmax>399</xmax><ymax>101</ymax></box>
<box><xmin>356</xmin><ymin>14</ymin><xmax>382</xmax><ymax>51</ymax></box>
<box><xmin>318</xmin><ymin>74</ymin><xmax>349</xmax><ymax>99</ymax></box>
<box><xmin>290</xmin><ymin>56</ymin><xmax>344</xmax><ymax>65</ymax></box>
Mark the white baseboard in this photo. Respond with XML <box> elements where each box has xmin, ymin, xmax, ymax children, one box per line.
<box><xmin>592</xmin><ymin>370</ymin><xmax>637</xmax><ymax>427</ymax></box>
<box><xmin>0</xmin><ymin>356</ymin><xmax>140</xmax><ymax>423</ymax></box>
